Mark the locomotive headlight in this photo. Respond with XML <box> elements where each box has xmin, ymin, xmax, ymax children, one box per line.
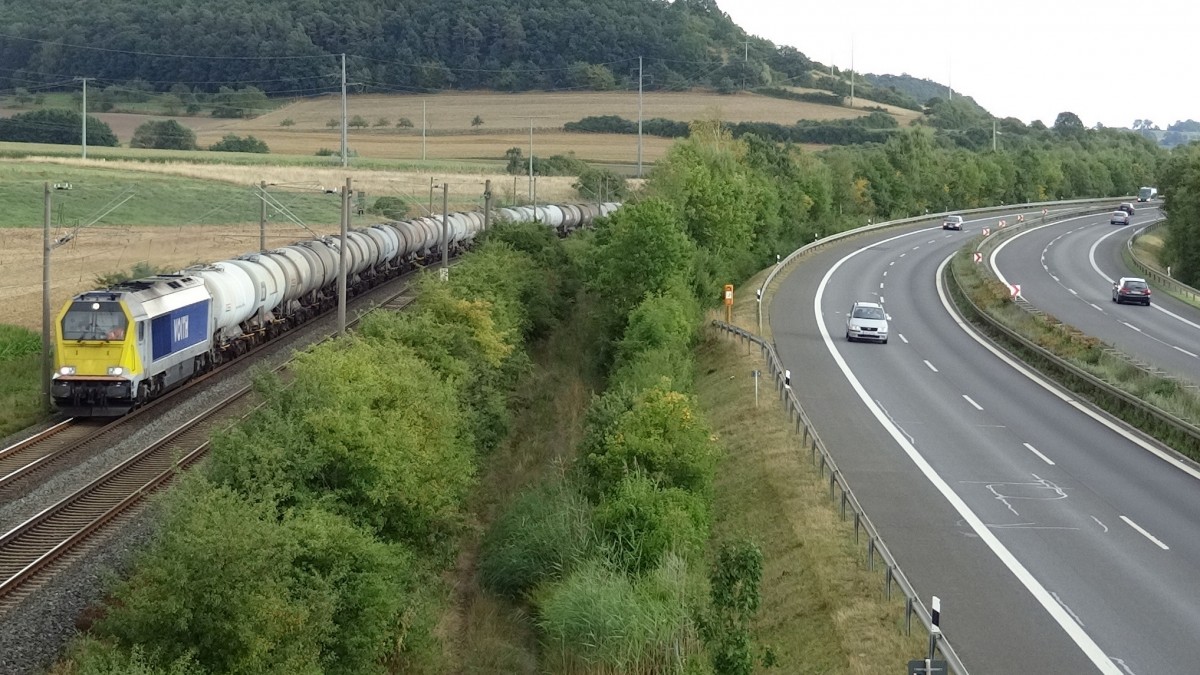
<box><xmin>58</xmin><ymin>366</ymin><xmax>76</xmax><ymax>376</ymax></box>
<box><xmin>107</xmin><ymin>366</ymin><xmax>124</xmax><ymax>376</ymax></box>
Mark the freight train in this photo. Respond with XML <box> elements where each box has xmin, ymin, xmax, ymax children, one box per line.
<box><xmin>52</xmin><ymin>202</ymin><xmax>620</xmax><ymax>416</ymax></box>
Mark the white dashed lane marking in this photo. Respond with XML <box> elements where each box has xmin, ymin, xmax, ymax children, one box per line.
<box><xmin>899</xmin><ymin>334</ymin><xmax>909</xmax><ymax>344</ymax></box>
<box><xmin>1121</xmin><ymin>516</ymin><xmax>1169</xmax><ymax>550</ymax></box>
<box><xmin>963</xmin><ymin>395</ymin><xmax>983</xmax><ymax>411</ymax></box>
<box><xmin>924</xmin><ymin>360</ymin><xmax>939</xmax><ymax>373</ymax></box>
<box><xmin>1023</xmin><ymin>443</ymin><xmax>1055</xmax><ymax>465</ymax></box>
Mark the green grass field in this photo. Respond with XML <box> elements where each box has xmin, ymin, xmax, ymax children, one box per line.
<box><xmin>0</xmin><ymin>162</ymin><xmax>351</xmax><ymax>228</ymax></box>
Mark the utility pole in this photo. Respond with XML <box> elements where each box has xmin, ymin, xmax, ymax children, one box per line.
<box><xmin>742</xmin><ymin>40</ymin><xmax>749</xmax><ymax>90</ymax></box>
<box><xmin>74</xmin><ymin>77</ymin><xmax>92</xmax><ymax>159</ymax></box>
<box><xmin>948</xmin><ymin>56</ymin><xmax>953</xmax><ymax>101</ymax></box>
<box><xmin>41</xmin><ymin>182</ymin><xmax>51</xmax><ymax>412</ymax></box>
<box><xmin>259</xmin><ymin>180</ymin><xmax>267</xmax><ymax>251</ymax></box>
<box><xmin>440</xmin><ymin>183</ymin><xmax>449</xmax><ymax>280</ymax></box>
<box><xmin>422</xmin><ymin>99</ymin><xmax>427</xmax><ymax>161</ymax></box>
<box><xmin>340</xmin><ymin>54</ymin><xmax>348</xmax><ymax>168</ymax></box>
<box><xmin>337</xmin><ymin>177</ymin><xmax>350</xmax><ymax>335</ymax></box>
<box><xmin>428</xmin><ymin>177</ymin><xmax>435</xmax><ymax>214</ymax></box>
<box><xmin>849</xmin><ymin>38</ymin><xmax>855</xmax><ymax>108</ymax></box>
<box><xmin>637</xmin><ymin>56</ymin><xmax>644</xmax><ymax>178</ymax></box>
<box><xmin>483</xmin><ymin>179</ymin><xmax>492</xmax><ymax>230</ymax></box>
<box><xmin>518</xmin><ymin>115</ymin><xmax>550</xmax><ymax>201</ymax></box>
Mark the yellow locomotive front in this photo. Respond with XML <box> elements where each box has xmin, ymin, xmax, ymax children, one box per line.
<box><xmin>52</xmin><ymin>296</ymin><xmax>141</xmax><ymax>416</ymax></box>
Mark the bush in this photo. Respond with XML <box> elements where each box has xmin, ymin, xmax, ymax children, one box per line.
<box><xmin>280</xmin><ymin>118</ymin><xmax>295</xmax><ymax>127</ymax></box>
<box><xmin>368</xmin><ymin>195</ymin><xmax>410</xmax><ymax>219</ymax></box>
<box><xmin>479</xmin><ymin>480</ymin><xmax>593</xmax><ymax>598</ymax></box>
<box><xmin>592</xmin><ymin>471</ymin><xmax>709</xmax><ymax>574</ymax></box>
<box><xmin>574</xmin><ymin>166</ymin><xmax>630</xmax><ymax>201</ymax></box>
<box><xmin>349</xmin><ymin>115</ymin><xmax>369</xmax><ymax>128</ymax></box>
<box><xmin>206</xmin><ymin>339</ymin><xmax>476</xmax><ymax>544</ymax></box>
<box><xmin>373</xmin><ymin>117</ymin><xmax>389</xmax><ymax>127</ymax></box>
<box><xmin>582</xmin><ymin>384</ymin><xmax>719</xmax><ymax>497</ymax></box>
<box><xmin>326</xmin><ymin>118</ymin><xmax>339</xmax><ymax>128</ymax></box>
<box><xmin>208</xmin><ymin>134</ymin><xmax>269</xmax><ymax>153</ymax></box>
<box><xmin>471</xmin><ymin>115</ymin><xmax>484</xmax><ymax>127</ymax></box>
<box><xmin>397</xmin><ymin>117</ymin><xmax>414</xmax><ymax>128</ymax></box>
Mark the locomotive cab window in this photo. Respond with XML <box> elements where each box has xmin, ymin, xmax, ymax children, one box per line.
<box><xmin>61</xmin><ymin>301</ymin><xmax>128</xmax><ymax>341</ymax></box>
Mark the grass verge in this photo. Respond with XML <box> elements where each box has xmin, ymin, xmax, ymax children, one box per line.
<box><xmin>0</xmin><ymin>324</ymin><xmax>45</xmax><ymax>437</ymax></box>
<box><xmin>442</xmin><ymin>303</ymin><xmax>600</xmax><ymax>672</ymax></box>
<box><xmin>696</xmin><ymin>331</ymin><xmax>926</xmax><ymax>673</ymax></box>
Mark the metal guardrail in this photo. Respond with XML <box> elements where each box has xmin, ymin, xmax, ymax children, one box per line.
<box><xmin>710</xmin><ymin>319</ymin><xmax>967</xmax><ymax>675</ymax></box>
<box><xmin>947</xmin><ymin>251</ymin><xmax>1200</xmax><ymax>456</ymax></box>
<box><xmin>756</xmin><ymin>197</ymin><xmax>1132</xmax><ymax>335</ymax></box>
<box><xmin>1128</xmin><ymin>221</ymin><xmax>1200</xmax><ymax>305</ymax></box>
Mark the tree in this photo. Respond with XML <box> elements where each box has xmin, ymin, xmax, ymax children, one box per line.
<box><xmin>130</xmin><ymin>119</ymin><xmax>197</xmax><ymax>150</ymax></box>
<box><xmin>348</xmin><ymin>115</ymin><xmax>369</xmax><ymax>128</ymax></box>
<box><xmin>0</xmin><ymin>108</ymin><xmax>118</xmax><ymax>146</ymax></box>
<box><xmin>1053</xmin><ymin>111</ymin><xmax>1085</xmax><ymax>136</ymax></box>
<box><xmin>209</xmin><ymin>134</ymin><xmax>269</xmax><ymax>153</ymax></box>
<box><xmin>471</xmin><ymin>115</ymin><xmax>484</xmax><ymax>127</ymax></box>
<box><xmin>396</xmin><ymin>117</ymin><xmax>414</xmax><ymax>128</ymax></box>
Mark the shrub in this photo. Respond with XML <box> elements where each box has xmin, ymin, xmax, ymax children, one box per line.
<box><xmin>349</xmin><ymin>115</ymin><xmax>369</xmax><ymax>128</ymax></box>
<box><xmin>280</xmin><ymin>118</ymin><xmax>295</xmax><ymax>127</ymax></box>
<box><xmin>315</xmin><ymin>147</ymin><xmax>337</xmax><ymax>156</ymax></box>
<box><xmin>206</xmin><ymin>339</ymin><xmax>476</xmax><ymax>544</ymax></box>
<box><xmin>592</xmin><ymin>471</ymin><xmax>709</xmax><ymax>574</ymax></box>
<box><xmin>368</xmin><ymin>195</ymin><xmax>410</xmax><ymax>219</ymax></box>
<box><xmin>130</xmin><ymin>119</ymin><xmax>197</xmax><ymax>150</ymax></box>
<box><xmin>573</xmin><ymin>166</ymin><xmax>630</xmax><ymax>201</ymax></box>
<box><xmin>582</xmin><ymin>384</ymin><xmax>719</xmax><ymax>497</ymax></box>
<box><xmin>397</xmin><ymin>117</ymin><xmax>414</xmax><ymax>128</ymax></box>
<box><xmin>326</xmin><ymin>118</ymin><xmax>339</xmax><ymax>128</ymax></box>
<box><xmin>471</xmin><ymin>115</ymin><xmax>484</xmax><ymax>127</ymax></box>
<box><xmin>373</xmin><ymin>117</ymin><xmax>389</xmax><ymax>127</ymax></box>
<box><xmin>209</xmin><ymin>134</ymin><xmax>269</xmax><ymax>153</ymax></box>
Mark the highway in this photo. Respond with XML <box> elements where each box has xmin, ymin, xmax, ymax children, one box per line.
<box><xmin>991</xmin><ymin>207</ymin><xmax>1200</xmax><ymax>386</ymax></box>
<box><xmin>769</xmin><ymin>209</ymin><xmax>1200</xmax><ymax>675</ymax></box>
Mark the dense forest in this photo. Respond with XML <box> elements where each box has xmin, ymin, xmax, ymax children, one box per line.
<box><xmin>0</xmin><ymin>0</ymin><xmax>810</xmax><ymax>94</ymax></box>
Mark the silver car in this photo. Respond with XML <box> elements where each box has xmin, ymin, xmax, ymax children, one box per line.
<box><xmin>845</xmin><ymin>301</ymin><xmax>889</xmax><ymax>343</ymax></box>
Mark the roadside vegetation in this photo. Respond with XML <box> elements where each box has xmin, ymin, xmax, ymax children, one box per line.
<box><xmin>0</xmin><ymin>324</ymin><xmax>42</xmax><ymax>438</ymax></box>
<box><xmin>949</xmin><ymin>243</ymin><xmax>1200</xmax><ymax>460</ymax></box>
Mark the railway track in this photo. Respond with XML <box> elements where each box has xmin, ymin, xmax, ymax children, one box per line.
<box><xmin>0</xmin><ymin>279</ymin><xmax>419</xmax><ymax>614</ymax></box>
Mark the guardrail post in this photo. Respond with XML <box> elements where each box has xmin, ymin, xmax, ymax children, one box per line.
<box><xmin>905</xmin><ymin>597</ymin><xmax>913</xmax><ymax>634</ymax></box>
<box><xmin>867</xmin><ymin>537</ymin><xmax>876</xmax><ymax>570</ymax></box>
<box><xmin>840</xmin><ymin>490</ymin><xmax>847</xmax><ymax>519</ymax></box>
<box><xmin>885</xmin><ymin>565</ymin><xmax>894</xmax><ymax>600</ymax></box>
<box><xmin>829</xmin><ymin>472</ymin><xmax>836</xmax><ymax>500</ymax></box>
<box><xmin>853</xmin><ymin>511</ymin><xmax>861</xmax><ymax>543</ymax></box>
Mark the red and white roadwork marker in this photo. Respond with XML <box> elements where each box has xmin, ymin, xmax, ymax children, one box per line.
<box><xmin>1042</xmin><ymin>208</ymin><xmax>1048</xmax><ymax>215</ymax></box>
<box><xmin>1009</xmin><ymin>284</ymin><xmax>1022</xmax><ymax>298</ymax></box>
<box><xmin>972</xmin><ymin>252</ymin><xmax>983</xmax><ymax>263</ymax></box>
<box><xmin>982</xmin><ymin>227</ymin><xmax>991</xmax><ymax>236</ymax></box>
<box><xmin>1017</xmin><ymin>214</ymin><xmax>1025</xmax><ymax>222</ymax></box>
<box><xmin>999</xmin><ymin>219</ymin><xmax>1007</xmax><ymax>228</ymax></box>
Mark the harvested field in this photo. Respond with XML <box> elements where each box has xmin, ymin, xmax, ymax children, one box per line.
<box><xmin>0</xmin><ymin>223</ymin><xmax>330</xmax><ymax>330</ymax></box>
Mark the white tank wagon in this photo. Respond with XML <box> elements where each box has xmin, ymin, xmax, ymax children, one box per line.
<box><xmin>52</xmin><ymin>201</ymin><xmax>622</xmax><ymax>416</ymax></box>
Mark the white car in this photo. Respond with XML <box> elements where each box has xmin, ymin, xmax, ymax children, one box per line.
<box><xmin>845</xmin><ymin>301</ymin><xmax>889</xmax><ymax>343</ymax></box>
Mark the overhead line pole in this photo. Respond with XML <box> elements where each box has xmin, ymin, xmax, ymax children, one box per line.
<box><xmin>340</xmin><ymin>53</ymin><xmax>348</xmax><ymax>168</ymax></box>
<box><xmin>637</xmin><ymin>56</ymin><xmax>643</xmax><ymax>179</ymax></box>
<box><xmin>74</xmin><ymin>77</ymin><xmax>92</xmax><ymax>159</ymax></box>
<box><xmin>41</xmin><ymin>182</ymin><xmax>51</xmax><ymax>412</ymax></box>
<box><xmin>338</xmin><ymin>178</ymin><xmax>350</xmax><ymax>335</ymax></box>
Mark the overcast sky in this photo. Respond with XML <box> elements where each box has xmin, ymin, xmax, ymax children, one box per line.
<box><xmin>720</xmin><ymin>0</ymin><xmax>1193</xmax><ymax>130</ymax></box>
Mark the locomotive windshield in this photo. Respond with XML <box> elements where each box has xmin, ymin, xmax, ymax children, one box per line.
<box><xmin>61</xmin><ymin>301</ymin><xmax>128</xmax><ymax>341</ymax></box>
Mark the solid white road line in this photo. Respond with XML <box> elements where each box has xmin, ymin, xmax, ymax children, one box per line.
<box><xmin>811</xmin><ymin>231</ymin><xmax>1122</xmax><ymax>674</ymax></box>
<box><xmin>963</xmin><ymin>394</ymin><xmax>983</xmax><ymax>410</ymax></box>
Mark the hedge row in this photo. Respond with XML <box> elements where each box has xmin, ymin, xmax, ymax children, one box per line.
<box><xmin>64</xmin><ymin>223</ymin><xmax>570</xmax><ymax>674</ymax></box>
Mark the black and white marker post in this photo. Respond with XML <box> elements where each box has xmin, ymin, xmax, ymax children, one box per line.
<box><xmin>927</xmin><ymin>595</ymin><xmax>941</xmax><ymax>663</ymax></box>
